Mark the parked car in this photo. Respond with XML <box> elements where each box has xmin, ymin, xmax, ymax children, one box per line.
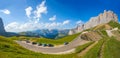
<box><xmin>47</xmin><ymin>44</ymin><xmax>54</xmax><ymax>47</ymax></box>
<box><xmin>32</xmin><ymin>42</ymin><xmax>37</xmax><ymax>45</ymax></box>
<box><xmin>38</xmin><ymin>43</ymin><xmax>42</xmax><ymax>46</ymax></box>
<box><xmin>26</xmin><ymin>40</ymin><xmax>30</xmax><ymax>43</ymax></box>
<box><xmin>42</xmin><ymin>43</ymin><xmax>47</xmax><ymax>47</ymax></box>
<box><xmin>64</xmin><ymin>42</ymin><xmax>69</xmax><ymax>45</ymax></box>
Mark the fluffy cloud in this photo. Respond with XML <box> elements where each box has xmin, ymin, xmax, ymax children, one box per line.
<box><xmin>5</xmin><ymin>22</ymin><xmax>21</xmax><ymax>32</ymax></box>
<box><xmin>34</xmin><ymin>0</ymin><xmax>47</xmax><ymax>20</ymax></box>
<box><xmin>63</xmin><ymin>20</ymin><xmax>70</xmax><ymax>25</ymax></box>
<box><xmin>76</xmin><ymin>20</ymin><xmax>84</xmax><ymax>26</ymax></box>
<box><xmin>5</xmin><ymin>20</ymin><xmax>70</xmax><ymax>32</ymax></box>
<box><xmin>0</xmin><ymin>9</ymin><xmax>10</xmax><ymax>14</ymax></box>
<box><xmin>49</xmin><ymin>15</ymin><xmax>56</xmax><ymax>21</ymax></box>
<box><xmin>25</xmin><ymin>6</ymin><xmax>32</xmax><ymax>18</ymax></box>
<box><xmin>5</xmin><ymin>21</ymin><xmax>40</xmax><ymax>32</ymax></box>
<box><xmin>25</xmin><ymin>0</ymin><xmax>47</xmax><ymax>23</ymax></box>
<box><xmin>44</xmin><ymin>22</ymin><xmax>62</xmax><ymax>28</ymax></box>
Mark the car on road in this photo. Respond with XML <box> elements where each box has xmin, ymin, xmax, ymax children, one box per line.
<box><xmin>26</xmin><ymin>40</ymin><xmax>30</xmax><ymax>43</ymax></box>
<box><xmin>47</xmin><ymin>44</ymin><xmax>54</xmax><ymax>47</ymax></box>
<box><xmin>64</xmin><ymin>42</ymin><xmax>69</xmax><ymax>45</ymax></box>
<box><xmin>32</xmin><ymin>42</ymin><xmax>37</xmax><ymax>45</ymax></box>
<box><xmin>42</xmin><ymin>43</ymin><xmax>47</xmax><ymax>47</ymax></box>
<box><xmin>38</xmin><ymin>43</ymin><xmax>42</xmax><ymax>46</ymax></box>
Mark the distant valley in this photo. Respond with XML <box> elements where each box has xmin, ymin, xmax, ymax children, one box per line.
<box><xmin>18</xmin><ymin>29</ymin><xmax>69</xmax><ymax>39</ymax></box>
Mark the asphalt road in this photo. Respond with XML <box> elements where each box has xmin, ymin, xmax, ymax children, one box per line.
<box><xmin>16</xmin><ymin>36</ymin><xmax>89</xmax><ymax>54</ymax></box>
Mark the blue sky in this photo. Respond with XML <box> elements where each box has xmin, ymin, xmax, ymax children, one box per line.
<box><xmin>0</xmin><ymin>0</ymin><xmax>120</xmax><ymax>32</ymax></box>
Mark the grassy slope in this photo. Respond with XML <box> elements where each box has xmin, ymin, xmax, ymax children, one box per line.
<box><xmin>108</xmin><ymin>21</ymin><xmax>120</xmax><ymax>29</ymax></box>
<box><xmin>31</xmin><ymin>33</ymin><xmax>81</xmax><ymax>45</ymax></box>
<box><xmin>83</xmin><ymin>39</ymin><xmax>104</xmax><ymax>58</ymax></box>
<box><xmin>75</xmin><ymin>41</ymin><xmax>94</xmax><ymax>53</ymax></box>
<box><xmin>87</xmin><ymin>21</ymin><xmax>120</xmax><ymax>31</ymax></box>
<box><xmin>82</xmin><ymin>21</ymin><xmax>120</xmax><ymax>58</ymax></box>
<box><xmin>103</xmin><ymin>37</ymin><xmax>120</xmax><ymax>58</ymax></box>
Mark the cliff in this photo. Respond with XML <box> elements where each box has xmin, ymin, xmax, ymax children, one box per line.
<box><xmin>69</xmin><ymin>10</ymin><xmax>118</xmax><ymax>35</ymax></box>
<box><xmin>0</xmin><ymin>17</ymin><xmax>6</xmax><ymax>35</ymax></box>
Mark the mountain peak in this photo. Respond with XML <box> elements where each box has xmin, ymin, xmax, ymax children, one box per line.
<box><xmin>0</xmin><ymin>17</ymin><xmax>6</xmax><ymax>35</ymax></box>
<box><xmin>69</xmin><ymin>10</ymin><xmax>118</xmax><ymax>35</ymax></box>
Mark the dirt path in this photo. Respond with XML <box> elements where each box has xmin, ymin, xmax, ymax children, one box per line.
<box><xmin>106</xmin><ymin>28</ymin><xmax>119</xmax><ymax>37</ymax></box>
<box><xmin>106</xmin><ymin>28</ymin><xmax>120</xmax><ymax>41</ymax></box>
<box><xmin>106</xmin><ymin>30</ymin><xmax>113</xmax><ymax>37</ymax></box>
<box><xmin>77</xmin><ymin>41</ymin><xmax>98</xmax><ymax>57</ymax></box>
<box><xmin>111</xmin><ymin>31</ymin><xmax>120</xmax><ymax>41</ymax></box>
<box><xmin>99</xmin><ymin>41</ymin><xmax>105</xmax><ymax>58</ymax></box>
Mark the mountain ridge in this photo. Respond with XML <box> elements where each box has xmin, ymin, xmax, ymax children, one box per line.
<box><xmin>69</xmin><ymin>10</ymin><xmax>118</xmax><ymax>35</ymax></box>
<box><xmin>18</xmin><ymin>29</ymin><xmax>69</xmax><ymax>39</ymax></box>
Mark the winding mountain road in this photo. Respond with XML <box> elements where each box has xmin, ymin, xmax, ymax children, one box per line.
<box><xmin>16</xmin><ymin>37</ymin><xmax>89</xmax><ymax>54</ymax></box>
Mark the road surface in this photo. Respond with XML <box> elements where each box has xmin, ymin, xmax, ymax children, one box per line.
<box><xmin>16</xmin><ymin>37</ymin><xmax>89</xmax><ymax>54</ymax></box>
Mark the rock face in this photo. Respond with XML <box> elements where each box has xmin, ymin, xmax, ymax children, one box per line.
<box><xmin>69</xmin><ymin>10</ymin><xmax>118</xmax><ymax>35</ymax></box>
<box><xmin>0</xmin><ymin>18</ymin><xmax>6</xmax><ymax>35</ymax></box>
<box><xmin>81</xmin><ymin>31</ymin><xmax>102</xmax><ymax>41</ymax></box>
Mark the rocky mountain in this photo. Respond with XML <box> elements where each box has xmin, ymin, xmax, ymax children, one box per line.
<box><xmin>0</xmin><ymin>17</ymin><xmax>18</xmax><ymax>36</ymax></box>
<box><xmin>69</xmin><ymin>10</ymin><xmax>118</xmax><ymax>35</ymax></box>
<box><xmin>19</xmin><ymin>29</ymin><xmax>69</xmax><ymax>39</ymax></box>
<box><xmin>55</xmin><ymin>29</ymin><xmax>69</xmax><ymax>39</ymax></box>
<box><xmin>0</xmin><ymin>18</ymin><xmax>6</xmax><ymax>35</ymax></box>
<box><xmin>33</xmin><ymin>29</ymin><xmax>59</xmax><ymax>39</ymax></box>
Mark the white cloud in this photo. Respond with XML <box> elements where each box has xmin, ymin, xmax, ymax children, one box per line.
<box><xmin>5</xmin><ymin>21</ymin><xmax>40</xmax><ymax>32</ymax></box>
<box><xmin>76</xmin><ymin>20</ymin><xmax>84</xmax><ymax>26</ymax></box>
<box><xmin>44</xmin><ymin>22</ymin><xmax>62</xmax><ymax>28</ymax></box>
<box><xmin>34</xmin><ymin>0</ymin><xmax>47</xmax><ymax>20</ymax></box>
<box><xmin>0</xmin><ymin>9</ymin><xmax>10</xmax><ymax>14</ymax></box>
<box><xmin>25</xmin><ymin>6</ymin><xmax>32</xmax><ymax>18</ymax></box>
<box><xmin>63</xmin><ymin>20</ymin><xmax>70</xmax><ymax>25</ymax></box>
<box><xmin>25</xmin><ymin>0</ymin><xmax>47</xmax><ymax>23</ymax></box>
<box><xmin>49</xmin><ymin>15</ymin><xmax>56</xmax><ymax>21</ymax></box>
<box><xmin>5</xmin><ymin>22</ymin><xmax>20</xmax><ymax>32</ymax></box>
<box><xmin>5</xmin><ymin>20</ymin><xmax>70</xmax><ymax>32</ymax></box>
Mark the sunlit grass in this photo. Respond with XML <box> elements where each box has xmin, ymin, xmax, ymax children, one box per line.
<box><xmin>83</xmin><ymin>39</ymin><xmax>104</xmax><ymax>58</ymax></box>
<box><xmin>75</xmin><ymin>41</ymin><xmax>94</xmax><ymax>53</ymax></box>
<box><xmin>103</xmin><ymin>37</ymin><xmax>120</xmax><ymax>58</ymax></box>
<box><xmin>30</xmin><ymin>33</ymin><xmax>81</xmax><ymax>45</ymax></box>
